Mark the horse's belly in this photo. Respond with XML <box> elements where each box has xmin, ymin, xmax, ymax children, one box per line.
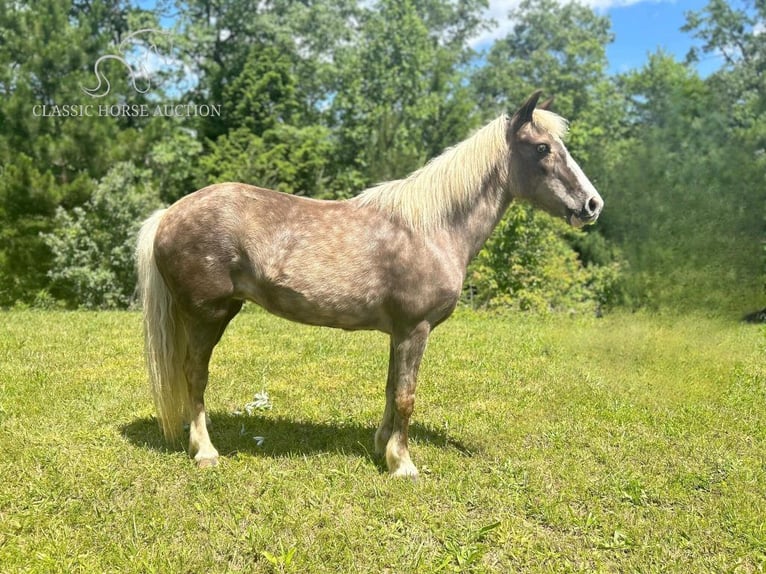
<box><xmin>239</xmin><ymin>279</ymin><xmax>387</xmax><ymax>332</ymax></box>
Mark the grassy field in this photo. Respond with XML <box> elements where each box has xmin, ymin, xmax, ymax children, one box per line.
<box><xmin>0</xmin><ymin>307</ymin><xmax>764</xmax><ymax>573</ymax></box>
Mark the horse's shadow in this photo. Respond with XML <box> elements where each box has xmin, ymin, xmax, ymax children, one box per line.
<box><xmin>120</xmin><ymin>413</ymin><xmax>474</xmax><ymax>469</ymax></box>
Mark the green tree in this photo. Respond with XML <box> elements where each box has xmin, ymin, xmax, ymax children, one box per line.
<box><xmin>177</xmin><ymin>0</ymin><xmax>360</xmax><ymax>142</ymax></box>
<box><xmin>0</xmin><ymin>0</ymin><xmax>161</xmax><ymax>305</ymax></box>
<box><xmin>196</xmin><ymin>125</ymin><xmax>333</xmax><ymax>196</ymax></box>
<box><xmin>685</xmin><ymin>0</ymin><xmax>765</xmax><ymax>309</ymax></box>
<box><xmin>684</xmin><ymin>0</ymin><xmax>765</xmax><ymax>111</ymax></box>
<box><xmin>0</xmin><ymin>156</ymin><xmax>64</xmax><ymax>304</ymax></box>
<box><xmin>194</xmin><ymin>42</ymin><xmax>333</xmax><ymax>195</ymax></box>
<box><xmin>470</xmin><ymin>0</ymin><xmax>615</xmax><ymax>129</ymax></box>
<box><xmin>147</xmin><ymin>130</ymin><xmax>204</xmax><ymax>204</ymax></box>
<box><xmin>600</xmin><ymin>52</ymin><xmax>763</xmax><ymax>312</ymax></box>
<box><xmin>331</xmin><ymin>0</ymin><xmax>484</xmax><ymax>187</ymax></box>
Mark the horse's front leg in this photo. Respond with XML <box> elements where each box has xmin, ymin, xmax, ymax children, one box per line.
<box><xmin>377</xmin><ymin>321</ymin><xmax>430</xmax><ymax>479</ymax></box>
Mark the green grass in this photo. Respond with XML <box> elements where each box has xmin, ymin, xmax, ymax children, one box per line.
<box><xmin>1</xmin><ymin>307</ymin><xmax>764</xmax><ymax>573</ymax></box>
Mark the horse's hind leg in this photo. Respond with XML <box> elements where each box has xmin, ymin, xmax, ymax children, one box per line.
<box><xmin>183</xmin><ymin>301</ymin><xmax>242</xmax><ymax>467</ymax></box>
<box><xmin>374</xmin><ymin>340</ymin><xmax>397</xmax><ymax>457</ymax></box>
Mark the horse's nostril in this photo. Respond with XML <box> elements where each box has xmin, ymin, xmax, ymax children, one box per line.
<box><xmin>586</xmin><ymin>195</ymin><xmax>602</xmax><ymax>216</ymax></box>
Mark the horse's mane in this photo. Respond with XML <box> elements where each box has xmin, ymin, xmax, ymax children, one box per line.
<box><xmin>532</xmin><ymin>109</ymin><xmax>568</xmax><ymax>142</ymax></box>
<box><xmin>354</xmin><ymin>109</ymin><xmax>568</xmax><ymax>230</ymax></box>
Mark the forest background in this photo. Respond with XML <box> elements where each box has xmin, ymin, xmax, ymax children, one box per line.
<box><xmin>0</xmin><ymin>0</ymin><xmax>763</xmax><ymax>316</ymax></box>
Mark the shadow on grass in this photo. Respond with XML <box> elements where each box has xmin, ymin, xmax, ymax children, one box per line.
<box><xmin>120</xmin><ymin>413</ymin><xmax>475</xmax><ymax>469</ymax></box>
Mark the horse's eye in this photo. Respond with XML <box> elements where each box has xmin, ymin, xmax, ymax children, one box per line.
<box><xmin>536</xmin><ymin>143</ymin><xmax>550</xmax><ymax>156</ymax></box>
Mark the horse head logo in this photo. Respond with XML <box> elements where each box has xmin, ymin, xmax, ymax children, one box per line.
<box><xmin>81</xmin><ymin>28</ymin><xmax>172</xmax><ymax>98</ymax></box>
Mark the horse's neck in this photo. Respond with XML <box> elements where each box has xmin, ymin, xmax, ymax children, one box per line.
<box><xmin>445</xmin><ymin>166</ymin><xmax>513</xmax><ymax>268</ymax></box>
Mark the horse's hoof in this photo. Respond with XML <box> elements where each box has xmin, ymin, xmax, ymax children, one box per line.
<box><xmin>196</xmin><ymin>456</ymin><xmax>219</xmax><ymax>469</ymax></box>
<box><xmin>389</xmin><ymin>462</ymin><xmax>419</xmax><ymax>481</ymax></box>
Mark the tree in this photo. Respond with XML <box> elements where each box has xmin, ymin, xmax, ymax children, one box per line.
<box><xmin>196</xmin><ymin>124</ymin><xmax>333</xmax><ymax>196</ymax></box>
<box><xmin>471</xmin><ymin>0</ymin><xmax>612</xmax><ymax>119</ymax></box>
<box><xmin>194</xmin><ymin>42</ymin><xmax>333</xmax><ymax>195</ymax></box>
<box><xmin>0</xmin><ymin>0</ymin><xmax>160</xmax><ymax>305</ymax></box>
<box><xmin>176</xmin><ymin>0</ymin><xmax>360</xmax><ymax>142</ymax></box>
<box><xmin>147</xmin><ymin>130</ymin><xmax>204</xmax><ymax>204</ymax></box>
<box><xmin>683</xmin><ymin>1</ymin><xmax>765</xmax><ymax>311</ymax></box>
<box><xmin>684</xmin><ymin>0</ymin><xmax>765</xmax><ymax>113</ymax></box>
<box><xmin>330</xmin><ymin>0</ymin><xmax>485</xmax><ymax>187</ymax></box>
<box><xmin>600</xmin><ymin>52</ymin><xmax>764</xmax><ymax>312</ymax></box>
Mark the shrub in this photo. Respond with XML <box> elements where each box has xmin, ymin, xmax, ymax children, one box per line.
<box><xmin>465</xmin><ymin>203</ymin><xmax>622</xmax><ymax>314</ymax></box>
<box><xmin>42</xmin><ymin>163</ymin><xmax>162</xmax><ymax>309</ymax></box>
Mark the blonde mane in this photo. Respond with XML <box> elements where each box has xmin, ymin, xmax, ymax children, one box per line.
<box><xmin>354</xmin><ymin>109</ymin><xmax>568</xmax><ymax>230</ymax></box>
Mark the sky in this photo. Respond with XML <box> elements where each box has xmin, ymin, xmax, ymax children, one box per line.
<box><xmin>478</xmin><ymin>0</ymin><xmax>721</xmax><ymax>76</ymax></box>
<box><xmin>136</xmin><ymin>0</ymin><xmax>723</xmax><ymax>78</ymax></box>
<box><xmin>603</xmin><ymin>0</ymin><xmax>718</xmax><ymax>74</ymax></box>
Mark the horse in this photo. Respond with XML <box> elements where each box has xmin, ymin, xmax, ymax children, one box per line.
<box><xmin>135</xmin><ymin>91</ymin><xmax>603</xmax><ymax>478</ymax></box>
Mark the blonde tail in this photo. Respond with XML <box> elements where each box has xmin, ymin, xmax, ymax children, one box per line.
<box><xmin>135</xmin><ymin>209</ymin><xmax>189</xmax><ymax>441</ymax></box>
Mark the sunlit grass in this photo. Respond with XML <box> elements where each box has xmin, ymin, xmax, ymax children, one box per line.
<box><xmin>1</xmin><ymin>308</ymin><xmax>764</xmax><ymax>572</ymax></box>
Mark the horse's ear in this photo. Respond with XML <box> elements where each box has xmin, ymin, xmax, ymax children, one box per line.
<box><xmin>510</xmin><ymin>90</ymin><xmax>543</xmax><ymax>133</ymax></box>
<box><xmin>538</xmin><ymin>95</ymin><xmax>555</xmax><ymax>111</ymax></box>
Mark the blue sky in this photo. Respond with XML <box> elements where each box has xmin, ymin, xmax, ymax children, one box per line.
<box><xmin>605</xmin><ymin>0</ymin><xmax>718</xmax><ymax>75</ymax></box>
<box><xmin>480</xmin><ymin>0</ymin><xmax>720</xmax><ymax>76</ymax></box>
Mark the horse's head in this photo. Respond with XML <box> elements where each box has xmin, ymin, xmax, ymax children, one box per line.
<box><xmin>508</xmin><ymin>91</ymin><xmax>603</xmax><ymax>228</ymax></box>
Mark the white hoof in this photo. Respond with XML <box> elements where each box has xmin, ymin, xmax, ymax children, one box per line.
<box><xmin>193</xmin><ymin>446</ymin><xmax>220</xmax><ymax>469</ymax></box>
<box><xmin>390</xmin><ymin>460</ymin><xmax>419</xmax><ymax>480</ymax></box>
<box><xmin>386</xmin><ymin>439</ymin><xmax>419</xmax><ymax>479</ymax></box>
<box><xmin>195</xmin><ymin>455</ymin><xmax>219</xmax><ymax>469</ymax></box>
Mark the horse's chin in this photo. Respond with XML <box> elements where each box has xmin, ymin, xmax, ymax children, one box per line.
<box><xmin>567</xmin><ymin>213</ymin><xmax>586</xmax><ymax>228</ymax></box>
<box><xmin>567</xmin><ymin>212</ymin><xmax>598</xmax><ymax>228</ymax></box>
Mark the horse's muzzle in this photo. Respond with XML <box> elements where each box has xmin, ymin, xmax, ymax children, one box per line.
<box><xmin>570</xmin><ymin>194</ymin><xmax>603</xmax><ymax>228</ymax></box>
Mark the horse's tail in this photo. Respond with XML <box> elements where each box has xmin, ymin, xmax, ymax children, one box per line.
<box><xmin>136</xmin><ymin>209</ymin><xmax>189</xmax><ymax>442</ymax></box>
